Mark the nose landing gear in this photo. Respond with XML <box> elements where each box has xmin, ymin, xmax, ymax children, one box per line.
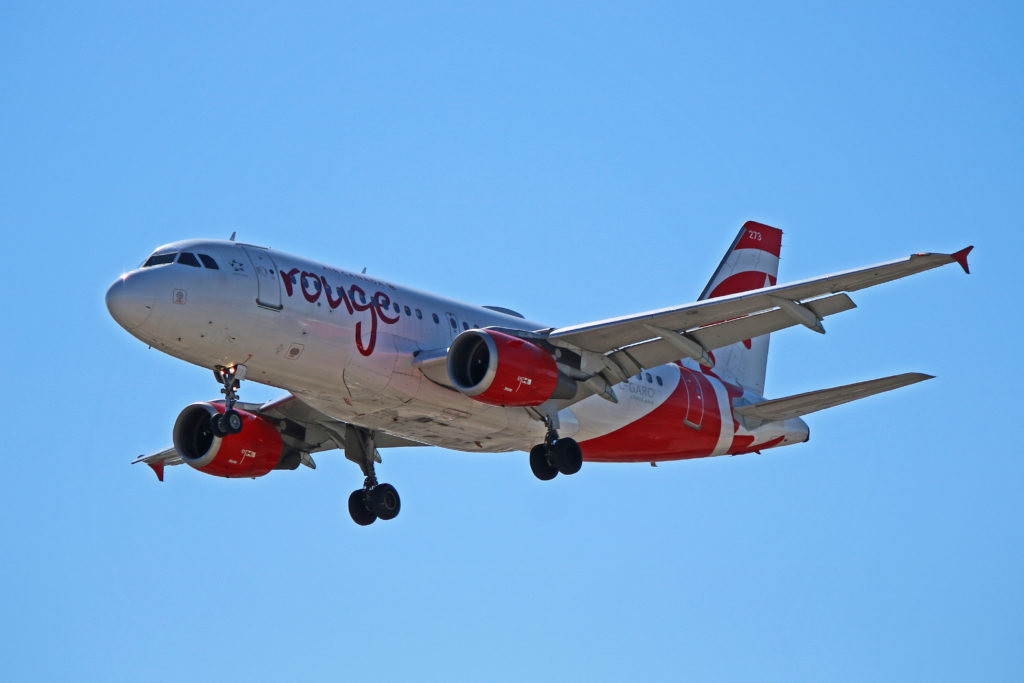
<box><xmin>210</xmin><ymin>364</ymin><xmax>246</xmax><ymax>437</ymax></box>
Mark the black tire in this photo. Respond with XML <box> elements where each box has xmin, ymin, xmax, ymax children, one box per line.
<box><xmin>348</xmin><ymin>489</ymin><xmax>377</xmax><ymax>526</ymax></box>
<box><xmin>529</xmin><ymin>444</ymin><xmax>558</xmax><ymax>481</ymax></box>
<box><xmin>223</xmin><ymin>409</ymin><xmax>243</xmax><ymax>434</ymax></box>
<box><xmin>371</xmin><ymin>483</ymin><xmax>401</xmax><ymax>521</ymax></box>
<box><xmin>552</xmin><ymin>438</ymin><xmax>583</xmax><ymax>475</ymax></box>
<box><xmin>210</xmin><ymin>413</ymin><xmax>228</xmax><ymax>438</ymax></box>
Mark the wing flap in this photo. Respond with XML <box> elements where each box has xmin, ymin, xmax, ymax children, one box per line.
<box><xmin>734</xmin><ymin>372</ymin><xmax>933</xmax><ymax>424</ymax></box>
<box><xmin>610</xmin><ymin>292</ymin><xmax>856</xmax><ymax>371</ymax></box>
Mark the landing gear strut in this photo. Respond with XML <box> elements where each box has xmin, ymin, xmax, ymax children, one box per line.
<box><xmin>344</xmin><ymin>424</ymin><xmax>401</xmax><ymax>526</ymax></box>
<box><xmin>529</xmin><ymin>423</ymin><xmax>583</xmax><ymax>481</ymax></box>
<box><xmin>211</xmin><ymin>364</ymin><xmax>246</xmax><ymax>437</ymax></box>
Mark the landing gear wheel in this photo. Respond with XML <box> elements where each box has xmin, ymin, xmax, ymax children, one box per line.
<box><xmin>371</xmin><ymin>483</ymin><xmax>401</xmax><ymax>520</ymax></box>
<box><xmin>348</xmin><ymin>489</ymin><xmax>377</xmax><ymax>526</ymax></box>
<box><xmin>210</xmin><ymin>413</ymin><xmax>228</xmax><ymax>438</ymax></box>
<box><xmin>530</xmin><ymin>444</ymin><xmax>558</xmax><ymax>481</ymax></box>
<box><xmin>223</xmin><ymin>409</ymin><xmax>243</xmax><ymax>434</ymax></box>
<box><xmin>551</xmin><ymin>438</ymin><xmax>583</xmax><ymax>475</ymax></box>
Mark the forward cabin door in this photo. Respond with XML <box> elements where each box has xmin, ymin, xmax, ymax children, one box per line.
<box><xmin>240</xmin><ymin>246</ymin><xmax>282</xmax><ymax>310</ymax></box>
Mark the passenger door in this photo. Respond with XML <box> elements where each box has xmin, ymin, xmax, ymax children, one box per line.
<box><xmin>240</xmin><ymin>246</ymin><xmax>282</xmax><ymax>310</ymax></box>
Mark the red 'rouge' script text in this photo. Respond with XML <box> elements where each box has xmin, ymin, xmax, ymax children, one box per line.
<box><xmin>279</xmin><ymin>268</ymin><xmax>399</xmax><ymax>356</ymax></box>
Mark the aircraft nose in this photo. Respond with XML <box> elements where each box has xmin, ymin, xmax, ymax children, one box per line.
<box><xmin>106</xmin><ymin>273</ymin><xmax>153</xmax><ymax>330</ymax></box>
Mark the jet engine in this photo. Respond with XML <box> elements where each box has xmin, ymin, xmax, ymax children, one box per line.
<box><xmin>447</xmin><ymin>329</ymin><xmax>576</xmax><ymax>407</ymax></box>
<box><xmin>172</xmin><ymin>403</ymin><xmax>300</xmax><ymax>478</ymax></box>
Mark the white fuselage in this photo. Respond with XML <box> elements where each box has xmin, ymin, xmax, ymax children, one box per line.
<box><xmin>107</xmin><ymin>239</ymin><xmax>807</xmax><ymax>459</ymax></box>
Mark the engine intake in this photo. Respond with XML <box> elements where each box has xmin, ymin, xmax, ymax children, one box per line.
<box><xmin>173</xmin><ymin>403</ymin><xmax>291</xmax><ymax>478</ymax></box>
<box><xmin>447</xmin><ymin>329</ymin><xmax>574</xmax><ymax>407</ymax></box>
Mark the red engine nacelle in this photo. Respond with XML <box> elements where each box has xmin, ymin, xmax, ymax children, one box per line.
<box><xmin>172</xmin><ymin>403</ymin><xmax>294</xmax><ymax>478</ymax></box>
<box><xmin>446</xmin><ymin>329</ymin><xmax>573</xmax><ymax>407</ymax></box>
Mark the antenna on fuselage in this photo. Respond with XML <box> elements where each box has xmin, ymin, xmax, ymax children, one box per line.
<box><xmin>229</xmin><ymin>232</ymin><xmax>236</xmax><ymax>242</ymax></box>
<box><xmin>361</xmin><ymin>267</ymin><xmax>367</xmax><ymax>274</ymax></box>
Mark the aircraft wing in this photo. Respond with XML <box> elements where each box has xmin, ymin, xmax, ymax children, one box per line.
<box><xmin>734</xmin><ymin>372</ymin><xmax>933</xmax><ymax>425</ymax></box>
<box><xmin>131</xmin><ymin>447</ymin><xmax>182</xmax><ymax>481</ymax></box>
<box><xmin>544</xmin><ymin>247</ymin><xmax>972</xmax><ymax>385</ymax></box>
<box><xmin>132</xmin><ymin>394</ymin><xmax>427</xmax><ymax>480</ymax></box>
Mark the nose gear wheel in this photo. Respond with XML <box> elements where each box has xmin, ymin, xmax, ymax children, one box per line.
<box><xmin>211</xmin><ymin>364</ymin><xmax>246</xmax><ymax>436</ymax></box>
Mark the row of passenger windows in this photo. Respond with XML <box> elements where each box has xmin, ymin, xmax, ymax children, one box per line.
<box><xmin>637</xmin><ymin>373</ymin><xmax>664</xmax><ymax>386</ymax></box>
<box><xmin>139</xmin><ymin>253</ymin><xmax>484</xmax><ymax>330</ymax></box>
<box><xmin>137</xmin><ymin>254</ymin><xmax>667</xmax><ymax>383</ymax></box>
<box><xmin>143</xmin><ymin>251</ymin><xmax>219</xmax><ymax>269</ymax></box>
<box><xmin>142</xmin><ymin>256</ymin><xmax>491</xmax><ymax>332</ymax></box>
<box><xmin>301</xmin><ymin>277</ymin><xmax>484</xmax><ymax>329</ymax></box>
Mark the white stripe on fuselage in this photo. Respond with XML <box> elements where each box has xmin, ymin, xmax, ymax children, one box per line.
<box><xmin>708</xmin><ymin>375</ymin><xmax>735</xmax><ymax>456</ymax></box>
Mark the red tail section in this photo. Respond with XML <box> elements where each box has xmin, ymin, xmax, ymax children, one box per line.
<box><xmin>698</xmin><ymin>221</ymin><xmax>783</xmax><ymax>395</ymax></box>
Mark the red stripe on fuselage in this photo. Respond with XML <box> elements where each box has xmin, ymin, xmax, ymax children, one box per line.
<box><xmin>729</xmin><ymin>435</ymin><xmax>785</xmax><ymax>456</ymax></box>
<box><xmin>579</xmin><ymin>366</ymin><xmax>728</xmax><ymax>463</ymax></box>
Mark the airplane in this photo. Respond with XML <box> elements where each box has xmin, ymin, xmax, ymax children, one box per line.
<box><xmin>106</xmin><ymin>222</ymin><xmax>972</xmax><ymax>525</ymax></box>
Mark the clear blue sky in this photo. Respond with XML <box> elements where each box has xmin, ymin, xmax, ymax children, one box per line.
<box><xmin>2</xmin><ymin>2</ymin><xmax>1021</xmax><ymax>681</ymax></box>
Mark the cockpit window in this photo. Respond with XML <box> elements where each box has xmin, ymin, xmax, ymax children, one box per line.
<box><xmin>178</xmin><ymin>252</ymin><xmax>201</xmax><ymax>267</ymax></box>
<box><xmin>198</xmin><ymin>254</ymin><xmax>219</xmax><ymax>269</ymax></box>
<box><xmin>142</xmin><ymin>252</ymin><xmax>176</xmax><ymax>267</ymax></box>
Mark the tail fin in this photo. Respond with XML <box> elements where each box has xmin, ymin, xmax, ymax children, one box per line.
<box><xmin>698</xmin><ymin>221</ymin><xmax>783</xmax><ymax>395</ymax></box>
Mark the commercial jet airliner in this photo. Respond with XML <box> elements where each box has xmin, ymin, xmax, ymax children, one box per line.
<box><xmin>106</xmin><ymin>222</ymin><xmax>971</xmax><ymax>525</ymax></box>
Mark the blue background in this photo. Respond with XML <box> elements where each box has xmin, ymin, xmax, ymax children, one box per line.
<box><xmin>2</xmin><ymin>2</ymin><xmax>1020</xmax><ymax>681</ymax></box>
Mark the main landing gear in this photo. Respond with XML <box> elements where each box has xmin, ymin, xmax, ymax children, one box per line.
<box><xmin>344</xmin><ymin>424</ymin><xmax>401</xmax><ymax>526</ymax></box>
<box><xmin>529</xmin><ymin>427</ymin><xmax>583</xmax><ymax>481</ymax></box>
<box><xmin>210</xmin><ymin>364</ymin><xmax>246</xmax><ymax>437</ymax></box>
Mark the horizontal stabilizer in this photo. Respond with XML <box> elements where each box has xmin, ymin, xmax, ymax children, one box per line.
<box><xmin>734</xmin><ymin>372</ymin><xmax>933</xmax><ymax>424</ymax></box>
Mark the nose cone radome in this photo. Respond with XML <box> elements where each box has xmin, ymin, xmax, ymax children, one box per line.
<box><xmin>106</xmin><ymin>274</ymin><xmax>153</xmax><ymax>331</ymax></box>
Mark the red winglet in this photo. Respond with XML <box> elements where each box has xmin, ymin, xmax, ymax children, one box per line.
<box><xmin>147</xmin><ymin>460</ymin><xmax>165</xmax><ymax>482</ymax></box>
<box><xmin>951</xmin><ymin>246</ymin><xmax>973</xmax><ymax>274</ymax></box>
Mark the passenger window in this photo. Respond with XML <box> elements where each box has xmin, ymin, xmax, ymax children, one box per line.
<box><xmin>432</xmin><ymin>313</ymin><xmax>440</xmax><ymax>324</ymax></box>
<box><xmin>394</xmin><ymin>302</ymin><xmax>400</xmax><ymax>313</ymax></box>
<box><xmin>178</xmin><ymin>252</ymin><xmax>201</xmax><ymax>267</ymax></box>
<box><xmin>143</xmin><ymin>253</ymin><xmax>176</xmax><ymax>267</ymax></box>
<box><xmin>449</xmin><ymin>318</ymin><xmax>457</xmax><ymax>329</ymax></box>
<box><xmin>462</xmin><ymin>322</ymin><xmax>469</xmax><ymax>330</ymax></box>
<box><xmin>656</xmin><ymin>376</ymin><xmax>663</xmax><ymax>386</ymax></box>
<box><xmin>198</xmin><ymin>254</ymin><xmax>219</xmax><ymax>269</ymax></box>
<box><xmin>646</xmin><ymin>373</ymin><xmax>652</xmax><ymax>383</ymax></box>
<box><xmin>404</xmin><ymin>305</ymin><xmax>411</xmax><ymax>316</ymax></box>
<box><xmin>415</xmin><ymin>309</ymin><xmax>423</xmax><ymax>320</ymax></box>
